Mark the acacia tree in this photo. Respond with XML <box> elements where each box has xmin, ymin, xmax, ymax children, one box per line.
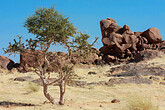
<box><xmin>4</xmin><ymin>6</ymin><xmax>98</xmax><ymax>105</ymax></box>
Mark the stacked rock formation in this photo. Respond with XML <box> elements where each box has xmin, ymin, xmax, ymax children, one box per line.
<box><xmin>99</xmin><ymin>18</ymin><xmax>165</xmax><ymax>64</ymax></box>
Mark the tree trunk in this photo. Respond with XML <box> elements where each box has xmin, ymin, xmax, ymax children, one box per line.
<box><xmin>41</xmin><ymin>55</ymin><xmax>57</xmax><ymax>104</ymax></box>
<box><xmin>59</xmin><ymin>80</ymin><xmax>65</xmax><ymax>105</ymax></box>
<box><xmin>42</xmin><ymin>79</ymin><xmax>56</xmax><ymax>104</ymax></box>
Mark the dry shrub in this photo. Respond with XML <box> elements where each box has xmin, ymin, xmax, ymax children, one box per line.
<box><xmin>124</xmin><ymin>95</ymin><xmax>159</xmax><ymax>110</ymax></box>
<box><xmin>0</xmin><ymin>67</ymin><xmax>10</xmax><ymax>74</ymax></box>
<box><xmin>27</xmin><ymin>82</ymin><xmax>40</xmax><ymax>93</ymax></box>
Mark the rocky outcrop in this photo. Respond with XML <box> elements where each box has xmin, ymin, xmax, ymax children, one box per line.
<box><xmin>134</xmin><ymin>50</ymin><xmax>164</xmax><ymax>62</ymax></box>
<box><xmin>0</xmin><ymin>55</ymin><xmax>15</xmax><ymax>70</ymax></box>
<box><xmin>19</xmin><ymin>50</ymin><xmax>71</xmax><ymax>72</ymax></box>
<box><xmin>107</xmin><ymin>63</ymin><xmax>165</xmax><ymax>85</ymax></box>
<box><xmin>108</xmin><ymin>63</ymin><xmax>165</xmax><ymax>77</ymax></box>
<box><xmin>19</xmin><ymin>50</ymin><xmax>44</xmax><ymax>72</ymax></box>
<box><xmin>108</xmin><ymin>77</ymin><xmax>153</xmax><ymax>85</ymax></box>
<box><xmin>19</xmin><ymin>50</ymin><xmax>99</xmax><ymax>72</ymax></box>
<box><xmin>99</xmin><ymin>18</ymin><xmax>165</xmax><ymax>64</ymax></box>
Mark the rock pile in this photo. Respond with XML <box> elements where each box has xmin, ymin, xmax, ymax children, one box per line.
<box><xmin>99</xmin><ymin>18</ymin><xmax>165</xmax><ymax>64</ymax></box>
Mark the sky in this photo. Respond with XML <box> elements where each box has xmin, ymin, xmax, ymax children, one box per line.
<box><xmin>0</xmin><ymin>0</ymin><xmax>165</xmax><ymax>62</ymax></box>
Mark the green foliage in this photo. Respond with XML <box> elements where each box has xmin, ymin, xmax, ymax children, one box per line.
<box><xmin>61</xmin><ymin>65</ymin><xmax>78</xmax><ymax>80</ymax></box>
<box><xmin>124</xmin><ymin>95</ymin><xmax>159</xmax><ymax>110</ymax></box>
<box><xmin>24</xmin><ymin>6</ymin><xmax>76</xmax><ymax>45</ymax></box>
<box><xmin>3</xmin><ymin>36</ymin><xmax>25</xmax><ymax>55</ymax></box>
<box><xmin>69</xmin><ymin>32</ymin><xmax>99</xmax><ymax>58</ymax></box>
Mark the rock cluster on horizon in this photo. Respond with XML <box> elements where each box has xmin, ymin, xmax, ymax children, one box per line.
<box><xmin>99</xmin><ymin>18</ymin><xmax>165</xmax><ymax>64</ymax></box>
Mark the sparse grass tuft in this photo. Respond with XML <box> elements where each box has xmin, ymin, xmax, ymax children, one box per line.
<box><xmin>0</xmin><ymin>68</ymin><xmax>10</xmax><ymax>74</ymax></box>
<box><xmin>27</xmin><ymin>82</ymin><xmax>40</xmax><ymax>93</ymax></box>
<box><xmin>124</xmin><ymin>95</ymin><xmax>159</xmax><ymax>110</ymax></box>
<box><xmin>161</xmin><ymin>55</ymin><xmax>165</xmax><ymax>59</ymax></box>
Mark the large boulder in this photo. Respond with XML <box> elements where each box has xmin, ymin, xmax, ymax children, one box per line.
<box><xmin>107</xmin><ymin>23</ymin><xmax>121</xmax><ymax>34</ymax></box>
<box><xmin>102</xmin><ymin>38</ymin><xmax>112</xmax><ymax>47</ymax></box>
<box><xmin>100</xmin><ymin>18</ymin><xmax>116</xmax><ymax>30</ymax></box>
<box><xmin>0</xmin><ymin>56</ymin><xmax>15</xmax><ymax>70</ymax></box>
<box><xmin>109</xmin><ymin>32</ymin><xmax>123</xmax><ymax>45</ymax></box>
<box><xmin>100</xmin><ymin>18</ymin><xmax>121</xmax><ymax>38</ymax></box>
<box><xmin>142</xmin><ymin>28</ymin><xmax>162</xmax><ymax>44</ymax></box>
<box><xmin>20</xmin><ymin>50</ymin><xmax>44</xmax><ymax>71</ymax></box>
<box><xmin>102</xmin><ymin>32</ymin><xmax>123</xmax><ymax>48</ymax></box>
<box><xmin>122</xmin><ymin>34</ymin><xmax>138</xmax><ymax>44</ymax></box>
<box><xmin>122</xmin><ymin>25</ymin><xmax>134</xmax><ymax>35</ymax></box>
<box><xmin>99</xmin><ymin>46</ymin><xmax>112</xmax><ymax>54</ymax></box>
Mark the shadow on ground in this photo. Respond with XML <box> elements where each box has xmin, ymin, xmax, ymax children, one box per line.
<box><xmin>0</xmin><ymin>101</ymin><xmax>37</xmax><ymax>107</ymax></box>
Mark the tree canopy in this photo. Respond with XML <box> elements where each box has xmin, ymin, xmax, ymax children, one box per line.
<box><xmin>24</xmin><ymin>6</ymin><xmax>76</xmax><ymax>45</ymax></box>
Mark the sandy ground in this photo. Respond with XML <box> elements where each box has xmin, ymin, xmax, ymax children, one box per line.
<box><xmin>0</xmin><ymin>56</ymin><xmax>165</xmax><ymax>110</ymax></box>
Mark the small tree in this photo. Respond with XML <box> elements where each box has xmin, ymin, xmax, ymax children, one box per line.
<box><xmin>4</xmin><ymin>5</ymin><xmax>98</xmax><ymax>105</ymax></box>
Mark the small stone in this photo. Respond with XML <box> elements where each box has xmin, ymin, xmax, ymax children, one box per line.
<box><xmin>67</xmin><ymin>80</ymin><xmax>87</xmax><ymax>87</ymax></box>
<box><xmin>87</xmin><ymin>82</ymin><xmax>98</xmax><ymax>86</ymax></box>
<box><xmin>14</xmin><ymin>76</ymin><xmax>33</xmax><ymax>81</ymax></box>
<box><xmin>160</xmin><ymin>82</ymin><xmax>165</xmax><ymax>85</ymax></box>
<box><xmin>6</xmin><ymin>105</ymin><xmax>11</xmax><ymax>108</ymax></box>
<box><xmin>88</xmin><ymin>71</ymin><xmax>97</xmax><ymax>75</ymax></box>
<box><xmin>98</xmin><ymin>81</ymin><xmax>107</xmax><ymax>85</ymax></box>
<box><xmin>149</xmin><ymin>76</ymin><xmax>160</xmax><ymax>81</ymax></box>
<box><xmin>100</xmin><ymin>104</ymin><xmax>103</xmax><ymax>107</ymax></box>
<box><xmin>111</xmin><ymin>99</ymin><xmax>120</xmax><ymax>103</ymax></box>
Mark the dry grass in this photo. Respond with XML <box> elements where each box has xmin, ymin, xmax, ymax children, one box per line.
<box><xmin>0</xmin><ymin>68</ymin><xmax>10</xmax><ymax>74</ymax></box>
<box><xmin>124</xmin><ymin>95</ymin><xmax>159</xmax><ymax>110</ymax></box>
<box><xmin>0</xmin><ymin>57</ymin><xmax>165</xmax><ymax>110</ymax></box>
<box><xmin>147</xmin><ymin>55</ymin><xmax>165</xmax><ymax>66</ymax></box>
<box><xmin>26</xmin><ymin>82</ymin><xmax>40</xmax><ymax>93</ymax></box>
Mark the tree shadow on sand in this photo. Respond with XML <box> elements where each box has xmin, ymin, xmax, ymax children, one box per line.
<box><xmin>0</xmin><ymin>101</ymin><xmax>38</xmax><ymax>107</ymax></box>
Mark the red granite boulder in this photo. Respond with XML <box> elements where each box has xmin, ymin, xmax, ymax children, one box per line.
<box><xmin>0</xmin><ymin>55</ymin><xmax>15</xmax><ymax>70</ymax></box>
<box><xmin>142</xmin><ymin>28</ymin><xmax>162</xmax><ymax>44</ymax></box>
<box><xmin>100</xmin><ymin>18</ymin><xmax>121</xmax><ymax>38</ymax></box>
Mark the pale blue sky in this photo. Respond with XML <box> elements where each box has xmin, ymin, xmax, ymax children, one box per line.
<box><xmin>0</xmin><ymin>0</ymin><xmax>165</xmax><ymax>62</ymax></box>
